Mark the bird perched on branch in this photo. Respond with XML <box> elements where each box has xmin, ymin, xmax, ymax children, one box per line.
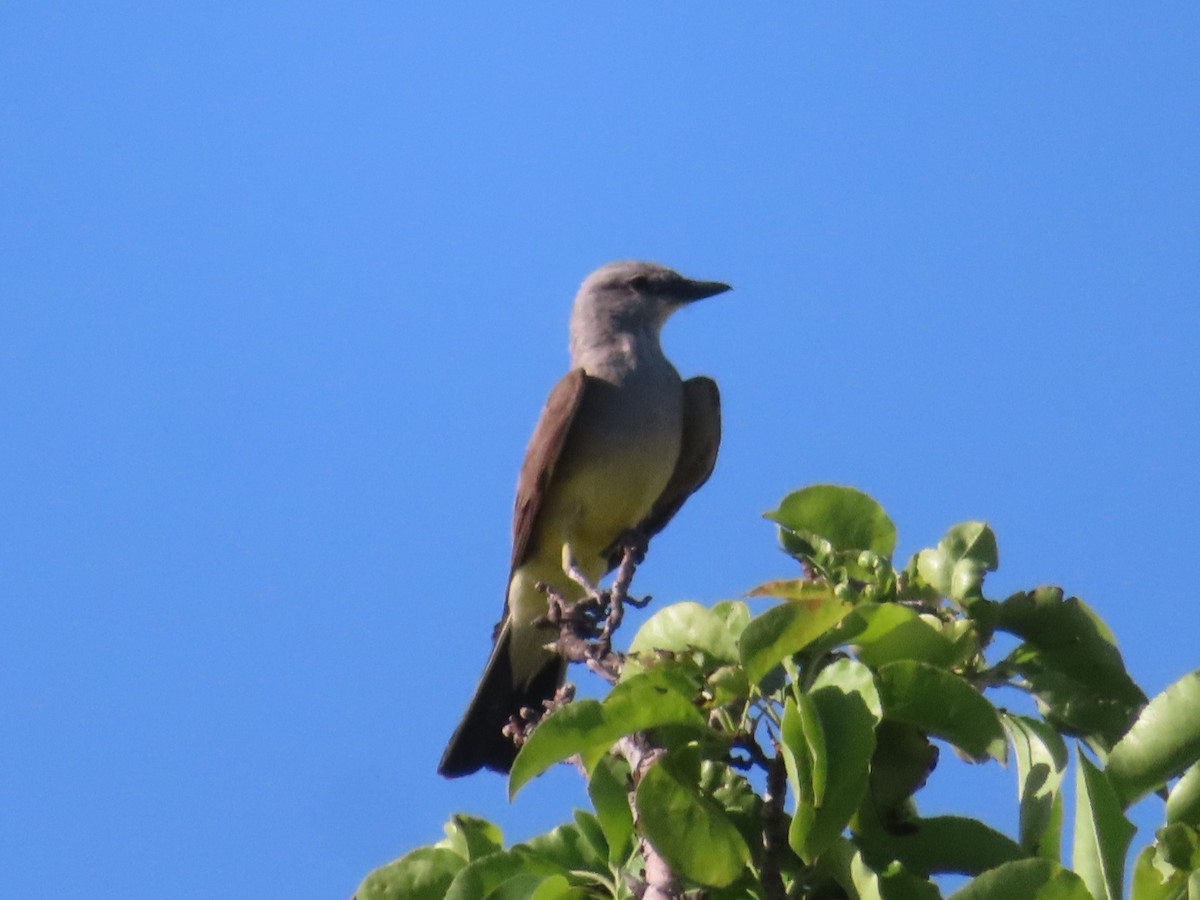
<box><xmin>438</xmin><ymin>261</ymin><xmax>729</xmax><ymax>777</ymax></box>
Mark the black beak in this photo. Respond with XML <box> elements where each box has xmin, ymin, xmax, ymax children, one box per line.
<box><xmin>672</xmin><ymin>278</ymin><xmax>733</xmax><ymax>304</ymax></box>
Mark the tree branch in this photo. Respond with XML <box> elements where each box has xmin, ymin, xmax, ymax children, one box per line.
<box><xmin>536</xmin><ymin>542</ymin><xmax>683</xmax><ymax>898</ymax></box>
<box><xmin>618</xmin><ymin>735</ymin><xmax>680</xmax><ymax>900</ymax></box>
<box><xmin>759</xmin><ymin>745</ymin><xmax>789</xmax><ymax>900</ymax></box>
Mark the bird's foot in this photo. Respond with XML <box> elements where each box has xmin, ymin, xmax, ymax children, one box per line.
<box><xmin>536</xmin><ymin>581</ymin><xmax>570</xmax><ymax>625</ymax></box>
<box><xmin>536</xmin><ymin>545</ymin><xmax>651</xmax><ymax>680</ymax></box>
<box><xmin>598</xmin><ymin>542</ymin><xmax>651</xmax><ymax>636</ymax></box>
<box><xmin>562</xmin><ymin>558</ymin><xmax>601</xmax><ymax>602</ymax></box>
<box><xmin>610</xmin><ymin>528</ymin><xmax>649</xmax><ymax>565</ymax></box>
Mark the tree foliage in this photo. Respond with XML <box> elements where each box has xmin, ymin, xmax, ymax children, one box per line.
<box><xmin>359</xmin><ymin>485</ymin><xmax>1200</xmax><ymax>899</ymax></box>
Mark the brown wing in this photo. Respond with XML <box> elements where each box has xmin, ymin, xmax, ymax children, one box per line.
<box><xmin>617</xmin><ymin>376</ymin><xmax>721</xmax><ymax>564</ymax></box>
<box><xmin>509</xmin><ymin>368</ymin><xmax>589</xmax><ymax>572</ymax></box>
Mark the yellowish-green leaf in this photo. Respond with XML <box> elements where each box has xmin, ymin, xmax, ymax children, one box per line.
<box><xmin>850</xmin><ymin>603</ymin><xmax>960</xmax><ymax>669</ymax></box>
<box><xmin>356</xmin><ymin>847</ymin><xmax>465</xmax><ymax>900</ymax></box>
<box><xmin>787</xmin><ymin>659</ymin><xmax>881</xmax><ymax>862</ymax></box>
<box><xmin>1073</xmin><ymin>750</ymin><xmax>1135</xmax><ymax>900</ymax></box>
<box><xmin>766</xmin><ymin>484</ymin><xmax>898</xmax><ymax>557</ymax></box>
<box><xmin>739</xmin><ymin>582</ymin><xmax>851</xmax><ymax>685</ymax></box>
<box><xmin>947</xmin><ymin>858</ymin><xmax>1091</xmax><ymax>900</ymax></box>
<box><xmin>1108</xmin><ymin>670</ymin><xmax>1200</xmax><ymax>806</ymax></box>
<box><xmin>509</xmin><ymin>670</ymin><xmax>705</xmax><ymax>797</ymax></box>
<box><xmin>1004</xmin><ymin>714</ymin><xmax>1067</xmax><ymax>859</ymax></box>
<box><xmin>636</xmin><ymin>750</ymin><xmax>751</xmax><ymax>887</ymax></box>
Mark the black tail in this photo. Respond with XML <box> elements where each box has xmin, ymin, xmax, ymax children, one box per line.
<box><xmin>438</xmin><ymin>625</ymin><xmax>565</xmax><ymax>778</ymax></box>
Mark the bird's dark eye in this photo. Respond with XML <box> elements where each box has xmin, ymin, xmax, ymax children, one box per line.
<box><xmin>628</xmin><ymin>274</ymin><xmax>650</xmax><ymax>290</ymax></box>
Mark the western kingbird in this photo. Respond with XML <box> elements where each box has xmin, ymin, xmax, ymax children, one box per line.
<box><xmin>438</xmin><ymin>261</ymin><xmax>729</xmax><ymax>777</ymax></box>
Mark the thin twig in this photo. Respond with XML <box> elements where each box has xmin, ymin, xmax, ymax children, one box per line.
<box><xmin>502</xmin><ymin>684</ymin><xmax>576</xmax><ymax>746</ymax></box>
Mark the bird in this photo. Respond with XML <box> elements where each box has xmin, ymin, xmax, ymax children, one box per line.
<box><xmin>437</xmin><ymin>261</ymin><xmax>729</xmax><ymax>777</ymax></box>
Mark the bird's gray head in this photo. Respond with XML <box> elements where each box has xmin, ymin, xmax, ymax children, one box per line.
<box><xmin>569</xmin><ymin>261</ymin><xmax>730</xmax><ymax>358</ymax></box>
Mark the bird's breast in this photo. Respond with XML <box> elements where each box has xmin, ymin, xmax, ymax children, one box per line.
<box><xmin>539</xmin><ymin>370</ymin><xmax>683</xmax><ymax>557</ymax></box>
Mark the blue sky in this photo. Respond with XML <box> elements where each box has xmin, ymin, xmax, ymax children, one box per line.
<box><xmin>2</xmin><ymin>5</ymin><xmax>1197</xmax><ymax>897</ymax></box>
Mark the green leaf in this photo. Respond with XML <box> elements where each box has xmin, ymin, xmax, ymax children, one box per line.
<box><xmin>1156</xmin><ymin>822</ymin><xmax>1200</xmax><ymax>871</ymax></box>
<box><xmin>849</xmin><ymin>850</ymin><xmax>944</xmax><ymax>900</ymax></box>
<box><xmin>627</xmin><ymin>601</ymin><xmax>741</xmax><ymax>668</ymax></box>
<box><xmin>813</xmin><ymin>837</ymin><xmax>863</xmax><ymax>898</ymax></box>
<box><xmin>703</xmin><ymin>762</ymin><xmax>764</xmax><ymax>855</ymax></box>
<box><xmin>999</xmin><ymin>588</ymin><xmax>1145</xmax><ymax>749</ymax></box>
<box><xmin>947</xmin><ymin>858</ymin><xmax>1092</xmax><ymax>900</ymax></box>
<box><xmin>529</xmin><ymin>876</ymin><xmax>591</xmax><ymax>900</ymax></box>
<box><xmin>1004</xmin><ymin>714</ymin><xmax>1068</xmax><ymax>859</ymax></box>
<box><xmin>876</xmin><ymin>661</ymin><xmax>1007</xmax><ymax>763</ymax></box>
<box><xmin>785</xmin><ymin>691</ymin><xmax>828</xmax><ymax>805</ymax></box>
<box><xmin>814</xmin><ymin>655</ymin><xmax>885</xmax><ymax>719</ymax></box>
<box><xmin>781</xmin><ymin>693</ymin><xmax>826</xmax><ymax>854</ymax></box>
<box><xmin>1011</xmin><ymin>655</ymin><xmax>1141</xmax><ymax>754</ymax></box>
<box><xmin>444</xmin><ymin>849</ymin><xmax>564</xmax><ymax>900</ymax></box>
<box><xmin>570</xmin><ymin>811</ymin><xmax>610</xmax><ymax>871</ymax></box>
<box><xmin>517</xmin><ymin>817</ymin><xmax>607</xmax><ymax>878</ymax></box>
<box><xmin>509</xmin><ymin>669</ymin><xmax>706</xmax><ymax>797</ymax></box>
<box><xmin>439</xmin><ymin>813</ymin><xmax>504</xmax><ymax>861</ymax></box>
<box><xmin>635</xmin><ymin>748</ymin><xmax>751</xmax><ymax>887</ymax></box>
<box><xmin>1166</xmin><ymin>761</ymin><xmax>1200</xmax><ymax>827</ymax></box>
<box><xmin>788</xmin><ymin>659</ymin><xmax>882</xmax><ymax>862</ymax></box>
<box><xmin>766</xmin><ymin>484</ymin><xmax>898</xmax><ymax>558</ymax></box>
<box><xmin>856</xmin><ymin>814</ymin><xmax>1026</xmax><ymax>878</ymax></box>
<box><xmin>1130</xmin><ymin>824</ymin><xmax>1200</xmax><ymax>900</ymax></box>
<box><xmin>355</xmin><ymin>847</ymin><xmax>465</xmax><ymax>900</ymax></box>
<box><xmin>1108</xmin><ymin>670</ymin><xmax>1200</xmax><ymax>806</ymax></box>
<box><xmin>485</xmin><ymin>873</ymin><xmax>583</xmax><ymax>900</ymax></box>
<box><xmin>1129</xmin><ymin>844</ymin><xmax>1166</xmax><ymax>900</ymax></box>
<box><xmin>999</xmin><ymin>589</ymin><xmax>1127</xmax><ymax>682</ymax></box>
<box><xmin>707</xmin><ymin>663</ymin><xmax>750</xmax><ymax>710</ymax></box>
<box><xmin>849</xmin><ymin>603</ymin><xmax>961</xmax><ymax>669</ymax></box>
<box><xmin>1130</xmin><ymin>841</ymin><xmax>1190</xmax><ymax>900</ymax></box>
<box><xmin>697</xmin><ymin>881</ymin><xmax>771</xmax><ymax>900</ymax></box>
<box><xmin>587</xmin><ymin>755</ymin><xmax>634</xmax><ymax>863</ymax></box>
<box><xmin>914</xmin><ymin>522</ymin><xmax>998</xmax><ymax>605</ymax></box>
<box><xmin>710</xmin><ymin>600</ymin><xmax>752</xmax><ymax>641</ymax></box>
<box><xmin>1073</xmin><ymin>750</ymin><xmax>1135</xmax><ymax>900</ymax></box>
<box><xmin>739</xmin><ymin>582</ymin><xmax>852</xmax><ymax>685</ymax></box>
<box><xmin>868</xmin><ymin>720</ymin><xmax>939</xmax><ymax>829</ymax></box>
